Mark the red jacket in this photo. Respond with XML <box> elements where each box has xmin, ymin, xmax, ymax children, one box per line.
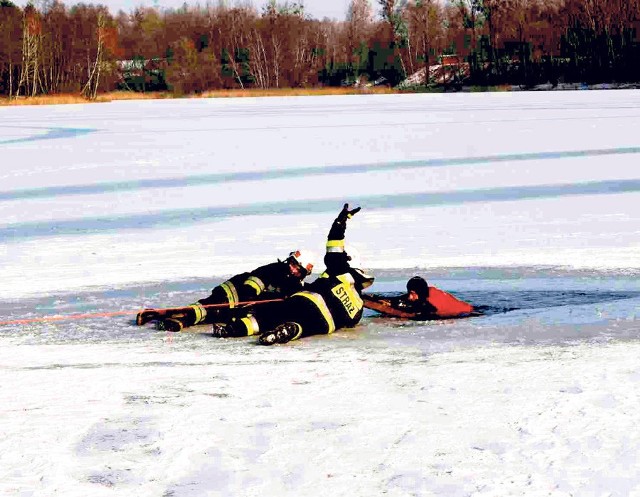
<box><xmin>427</xmin><ymin>287</ymin><xmax>474</xmax><ymax>318</ymax></box>
<box><xmin>363</xmin><ymin>286</ymin><xmax>474</xmax><ymax>320</ymax></box>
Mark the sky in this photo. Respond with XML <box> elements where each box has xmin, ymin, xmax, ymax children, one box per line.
<box><xmin>13</xmin><ymin>0</ymin><xmax>357</xmax><ymax>20</ymax></box>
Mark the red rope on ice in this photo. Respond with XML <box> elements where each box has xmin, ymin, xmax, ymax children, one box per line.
<box><xmin>0</xmin><ymin>298</ymin><xmax>284</xmax><ymax>326</ymax></box>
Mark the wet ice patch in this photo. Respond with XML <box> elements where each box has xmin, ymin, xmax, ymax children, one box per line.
<box><xmin>77</xmin><ymin>416</ymin><xmax>159</xmax><ymax>455</ymax></box>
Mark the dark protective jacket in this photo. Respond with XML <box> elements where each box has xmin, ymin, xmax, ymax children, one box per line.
<box><xmin>285</xmin><ymin>212</ymin><xmax>374</xmax><ymax>334</ymax></box>
<box><xmin>229</xmin><ymin>208</ymin><xmax>374</xmax><ymax>338</ymax></box>
<box><xmin>217</xmin><ymin>261</ymin><xmax>306</xmax><ymax>305</ymax></box>
<box><xmin>188</xmin><ymin>261</ymin><xmax>304</xmax><ymax>326</ymax></box>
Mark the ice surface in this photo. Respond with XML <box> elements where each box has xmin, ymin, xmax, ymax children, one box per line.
<box><xmin>1</xmin><ymin>92</ymin><xmax>640</xmax><ymax>496</ymax></box>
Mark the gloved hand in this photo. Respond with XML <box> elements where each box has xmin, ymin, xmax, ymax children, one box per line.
<box><xmin>337</xmin><ymin>203</ymin><xmax>361</xmax><ymax>223</ymax></box>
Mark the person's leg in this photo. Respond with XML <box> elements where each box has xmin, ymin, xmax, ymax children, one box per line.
<box><xmin>258</xmin><ymin>293</ymin><xmax>334</xmax><ymax>345</ymax></box>
<box><xmin>136</xmin><ymin>308</ymin><xmax>167</xmax><ymax>326</ymax></box>
<box><xmin>211</xmin><ymin>301</ymin><xmax>286</xmax><ymax>338</ymax></box>
<box><xmin>157</xmin><ymin>286</ymin><xmax>230</xmax><ymax>331</ymax></box>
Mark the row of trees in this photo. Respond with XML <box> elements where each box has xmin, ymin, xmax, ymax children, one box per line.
<box><xmin>1</xmin><ymin>0</ymin><xmax>640</xmax><ymax>98</ymax></box>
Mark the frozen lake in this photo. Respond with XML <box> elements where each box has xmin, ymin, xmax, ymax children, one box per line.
<box><xmin>1</xmin><ymin>91</ymin><xmax>639</xmax><ymax>496</ymax></box>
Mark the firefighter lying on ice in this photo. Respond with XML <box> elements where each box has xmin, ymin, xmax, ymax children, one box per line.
<box><xmin>211</xmin><ymin>203</ymin><xmax>375</xmax><ymax>345</ymax></box>
<box><xmin>135</xmin><ymin>250</ymin><xmax>315</xmax><ymax>332</ymax></box>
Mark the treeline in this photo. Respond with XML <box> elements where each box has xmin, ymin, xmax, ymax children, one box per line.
<box><xmin>1</xmin><ymin>0</ymin><xmax>640</xmax><ymax>98</ymax></box>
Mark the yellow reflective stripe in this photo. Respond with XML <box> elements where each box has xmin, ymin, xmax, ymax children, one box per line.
<box><xmin>244</xmin><ymin>278</ymin><xmax>264</xmax><ymax>295</ymax></box>
<box><xmin>326</xmin><ymin>239</ymin><xmax>345</xmax><ymax>252</ymax></box>
<box><xmin>318</xmin><ymin>272</ymin><xmax>329</xmax><ymax>278</ymax></box>
<box><xmin>189</xmin><ymin>303</ymin><xmax>207</xmax><ymax>325</ymax></box>
<box><xmin>296</xmin><ymin>291</ymin><xmax>336</xmax><ymax>334</ymax></box>
<box><xmin>290</xmin><ymin>323</ymin><xmax>304</xmax><ymax>341</ymax></box>
<box><xmin>246</xmin><ymin>276</ymin><xmax>265</xmax><ymax>292</ymax></box>
<box><xmin>248</xmin><ymin>276</ymin><xmax>265</xmax><ymax>290</ymax></box>
<box><xmin>333</xmin><ymin>273</ymin><xmax>364</xmax><ymax>317</ymax></box>
<box><xmin>240</xmin><ymin>316</ymin><xmax>260</xmax><ymax>336</ymax></box>
<box><xmin>220</xmin><ymin>281</ymin><xmax>239</xmax><ymax>307</ymax></box>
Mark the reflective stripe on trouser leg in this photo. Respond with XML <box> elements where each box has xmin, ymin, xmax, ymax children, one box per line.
<box><xmin>296</xmin><ymin>291</ymin><xmax>336</xmax><ymax>334</ymax></box>
<box><xmin>189</xmin><ymin>303</ymin><xmax>207</xmax><ymax>325</ymax></box>
<box><xmin>288</xmin><ymin>322</ymin><xmax>304</xmax><ymax>341</ymax></box>
<box><xmin>220</xmin><ymin>281</ymin><xmax>239</xmax><ymax>308</ymax></box>
<box><xmin>326</xmin><ymin>239</ymin><xmax>345</xmax><ymax>253</ymax></box>
<box><xmin>239</xmin><ymin>315</ymin><xmax>260</xmax><ymax>336</ymax></box>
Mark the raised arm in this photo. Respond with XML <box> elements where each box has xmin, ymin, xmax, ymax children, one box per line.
<box><xmin>324</xmin><ymin>203</ymin><xmax>360</xmax><ymax>275</ymax></box>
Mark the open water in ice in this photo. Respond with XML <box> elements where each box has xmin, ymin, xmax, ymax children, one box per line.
<box><xmin>2</xmin><ymin>267</ymin><xmax>638</xmax><ymax>349</ymax></box>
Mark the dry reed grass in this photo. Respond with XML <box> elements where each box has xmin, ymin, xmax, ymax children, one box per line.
<box><xmin>0</xmin><ymin>87</ymin><xmax>398</xmax><ymax>106</ymax></box>
<box><xmin>199</xmin><ymin>87</ymin><xmax>398</xmax><ymax>98</ymax></box>
<box><xmin>0</xmin><ymin>93</ymin><xmax>94</xmax><ymax>106</ymax></box>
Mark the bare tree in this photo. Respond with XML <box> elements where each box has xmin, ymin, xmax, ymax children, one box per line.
<box><xmin>0</xmin><ymin>1</ymin><xmax>23</xmax><ymax>98</ymax></box>
<box><xmin>82</xmin><ymin>9</ymin><xmax>107</xmax><ymax>99</ymax></box>
<box><xmin>409</xmin><ymin>0</ymin><xmax>442</xmax><ymax>85</ymax></box>
<box><xmin>217</xmin><ymin>6</ymin><xmax>256</xmax><ymax>89</ymax></box>
<box><xmin>377</xmin><ymin>0</ymin><xmax>409</xmax><ymax>80</ymax></box>
<box><xmin>17</xmin><ymin>4</ymin><xmax>42</xmax><ymax>96</ymax></box>
<box><xmin>346</xmin><ymin>0</ymin><xmax>373</xmax><ymax>82</ymax></box>
<box><xmin>40</xmin><ymin>1</ymin><xmax>70</xmax><ymax>93</ymax></box>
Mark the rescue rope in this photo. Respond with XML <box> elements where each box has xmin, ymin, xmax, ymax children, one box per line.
<box><xmin>0</xmin><ymin>298</ymin><xmax>285</xmax><ymax>326</ymax></box>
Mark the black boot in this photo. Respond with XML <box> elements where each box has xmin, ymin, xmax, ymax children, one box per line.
<box><xmin>211</xmin><ymin>323</ymin><xmax>231</xmax><ymax>338</ymax></box>
<box><xmin>258</xmin><ymin>322</ymin><xmax>303</xmax><ymax>345</ymax></box>
<box><xmin>157</xmin><ymin>317</ymin><xmax>184</xmax><ymax>332</ymax></box>
<box><xmin>136</xmin><ymin>309</ymin><xmax>162</xmax><ymax>326</ymax></box>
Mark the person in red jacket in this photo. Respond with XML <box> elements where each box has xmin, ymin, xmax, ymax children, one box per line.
<box><xmin>406</xmin><ymin>276</ymin><xmax>474</xmax><ymax>318</ymax></box>
<box><xmin>364</xmin><ymin>276</ymin><xmax>474</xmax><ymax>320</ymax></box>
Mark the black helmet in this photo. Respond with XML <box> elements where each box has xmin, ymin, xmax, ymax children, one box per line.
<box><xmin>407</xmin><ymin>276</ymin><xmax>429</xmax><ymax>300</ymax></box>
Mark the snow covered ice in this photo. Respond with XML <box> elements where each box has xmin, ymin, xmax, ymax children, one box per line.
<box><xmin>1</xmin><ymin>91</ymin><xmax>639</xmax><ymax>496</ymax></box>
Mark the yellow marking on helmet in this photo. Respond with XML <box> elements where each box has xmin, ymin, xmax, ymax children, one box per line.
<box><xmin>296</xmin><ymin>291</ymin><xmax>336</xmax><ymax>333</ymax></box>
<box><xmin>240</xmin><ymin>315</ymin><xmax>260</xmax><ymax>336</ymax></box>
<box><xmin>220</xmin><ymin>281</ymin><xmax>239</xmax><ymax>307</ymax></box>
<box><xmin>189</xmin><ymin>303</ymin><xmax>207</xmax><ymax>325</ymax></box>
<box><xmin>326</xmin><ymin>239</ymin><xmax>345</xmax><ymax>252</ymax></box>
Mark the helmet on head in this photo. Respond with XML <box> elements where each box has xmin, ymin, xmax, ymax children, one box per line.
<box><xmin>344</xmin><ymin>245</ymin><xmax>361</xmax><ymax>267</ymax></box>
<box><xmin>350</xmin><ymin>267</ymin><xmax>375</xmax><ymax>289</ymax></box>
<box><xmin>286</xmin><ymin>250</ymin><xmax>315</xmax><ymax>278</ymax></box>
<box><xmin>407</xmin><ymin>276</ymin><xmax>429</xmax><ymax>300</ymax></box>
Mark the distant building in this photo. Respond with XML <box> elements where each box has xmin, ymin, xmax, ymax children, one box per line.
<box><xmin>398</xmin><ymin>55</ymin><xmax>470</xmax><ymax>88</ymax></box>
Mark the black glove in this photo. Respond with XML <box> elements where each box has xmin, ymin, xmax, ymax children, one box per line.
<box><xmin>337</xmin><ymin>203</ymin><xmax>361</xmax><ymax>223</ymax></box>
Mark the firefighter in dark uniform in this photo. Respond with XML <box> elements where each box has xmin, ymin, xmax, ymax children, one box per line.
<box><xmin>212</xmin><ymin>204</ymin><xmax>375</xmax><ymax>344</ymax></box>
<box><xmin>135</xmin><ymin>250</ymin><xmax>315</xmax><ymax>332</ymax></box>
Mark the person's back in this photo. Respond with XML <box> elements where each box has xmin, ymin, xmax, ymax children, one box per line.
<box><xmin>426</xmin><ymin>286</ymin><xmax>474</xmax><ymax>318</ymax></box>
<box><xmin>300</xmin><ymin>269</ymin><xmax>368</xmax><ymax>331</ymax></box>
<box><xmin>257</xmin><ymin>204</ymin><xmax>374</xmax><ymax>344</ymax></box>
<box><xmin>241</xmin><ymin>255</ymin><xmax>311</xmax><ymax>300</ymax></box>
<box><xmin>209</xmin><ymin>204</ymin><xmax>374</xmax><ymax>343</ymax></box>
<box><xmin>136</xmin><ymin>250</ymin><xmax>314</xmax><ymax>331</ymax></box>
